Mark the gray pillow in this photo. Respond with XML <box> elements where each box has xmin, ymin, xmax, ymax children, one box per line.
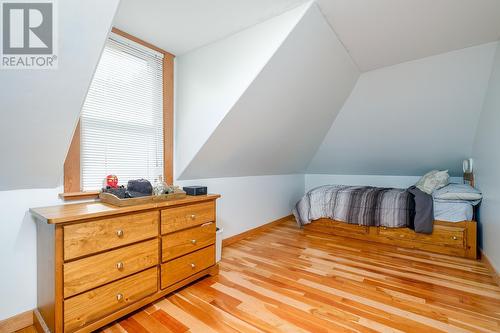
<box><xmin>415</xmin><ymin>170</ymin><xmax>449</xmax><ymax>194</ymax></box>
<box><xmin>433</xmin><ymin>183</ymin><xmax>482</xmax><ymax>201</ymax></box>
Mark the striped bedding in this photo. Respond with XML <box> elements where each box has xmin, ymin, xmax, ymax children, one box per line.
<box><xmin>293</xmin><ymin>185</ymin><xmax>415</xmax><ymax>229</ymax></box>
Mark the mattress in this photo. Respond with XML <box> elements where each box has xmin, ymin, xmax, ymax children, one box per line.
<box><xmin>433</xmin><ymin>200</ymin><xmax>473</xmax><ymax>222</ymax></box>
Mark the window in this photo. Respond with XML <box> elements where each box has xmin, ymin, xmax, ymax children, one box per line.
<box><xmin>63</xmin><ymin>29</ymin><xmax>173</xmax><ymax>196</ymax></box>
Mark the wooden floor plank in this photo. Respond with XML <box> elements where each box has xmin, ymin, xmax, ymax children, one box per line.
<box><xmin>150</xmin><ymin>309</ymin><xmax>190</xmax><ymax>333</ymax></box>
<box><xmin>21</xmin><ymin>218</ymin><xmax>499</xmax><ymax>333</ymax></box>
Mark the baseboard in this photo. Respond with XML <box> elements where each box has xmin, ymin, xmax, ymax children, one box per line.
<box><xmin>481</xmin><ymin>249</ymin><xmax>500</xmax><ymax>287</ymax></box>
<box><xmin>33</xmin><ymin>309</ymin><xmax>49</xmax><ymax>333</ymax></box>
<box><xmin>222</xmin><ymin>214</ymin><xmax>293</xmax><ymax>247</ymax></box>
<box><xmin>0</xmin><ymin>310</ymin><xmax>33</xmax><ymax>333</ymax></box>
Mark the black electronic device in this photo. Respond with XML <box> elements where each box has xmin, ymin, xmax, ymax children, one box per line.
<box><xmin>183</xmin><ymin>186</ymin><xmax>207</xmax><ymax>196</ymax></box>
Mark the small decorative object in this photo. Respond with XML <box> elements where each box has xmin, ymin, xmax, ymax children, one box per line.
<box><xmin>106</xmin><ymin>175</ymin><xmax>119</xmax><ymax>188</ymax></box>
<box><xmin>463</xmin><ymin>158</ymin><xmax>474</xmax><ymax>187</ymax></box>
<box><xmin>153</xmin><ymin>175</ymin><xmax>167</xmax><ymax>196</ymax></box>
<box><xmin>165</xmin><ymin>184</ymin><xmax>181</xmax><ymax>194</ymax></box>
<box><xmin>463</xmin><ymin>158</ymin><xmax>474</xmax><ymax>173</ymax></box>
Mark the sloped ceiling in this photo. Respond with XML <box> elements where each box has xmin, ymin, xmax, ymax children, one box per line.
<box><xmin>178</xmin><ymin>3</ymin><xmax>359</xmax><ymax>179</ymax></box>
<box><xmin>114</xmin><ymin>0</ymin><xmax>500</xmax><ymax>70</ymax></box>
<box><xmin>307</xmin><ymin>42</ymin><xmax>498</xmax><ymax>177</ymax></box>
<box><xmin>114</xmin><ymin>0</ymin><xmax>309</xmax><ymax>55</ymax></box>
<box><xmin>175</xmin><ymin>3</ymin><xmax>312</xmax><ymax>178</ymax></box>
<box><xmin>317</xmin><ymin>0</ymin><xmax>500</xmax><ymax>71</ymax></box>
<box><xmin>0</xmin><ymin>0</ymin><xmax>120</xmax><ymax>190</ymax></box>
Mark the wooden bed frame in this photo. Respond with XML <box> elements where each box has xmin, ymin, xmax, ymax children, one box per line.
<box><xmin>304</xmin><ymin>219</ymin><xmax>477</xmax><ymax>259</ymax></box>
<box><xmin>303</xmin><ymin>172</ymin><xmax>480</xmax><ymax>259</ymax></box>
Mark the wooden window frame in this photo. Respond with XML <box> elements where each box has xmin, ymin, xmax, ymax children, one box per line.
<box><xmin>61</xmin><ymin>28</ymin><xmax>174</xmax><ymax>200</ymax></box>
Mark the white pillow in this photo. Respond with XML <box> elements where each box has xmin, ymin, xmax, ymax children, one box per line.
<box><xmin>433</xmin><ymin>183</ymin><xmax>482</xmax><ymax>201</ymax></box>
<box><xmin>416</xmin><ymin>170</ymin><xmax>450</xmax><ymax>194</ymax></box>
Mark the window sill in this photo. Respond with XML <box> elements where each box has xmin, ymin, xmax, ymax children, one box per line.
<box><xmin>59</xmin><ymin>191</ymin><xmax>100</xmax><ymax>201</ymax></box>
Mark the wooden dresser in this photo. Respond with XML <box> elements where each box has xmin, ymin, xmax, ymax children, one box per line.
<box><xmin>30</xmin><ymin>194</ymin><xmax>220</xmax><ymax>333</ymax></box>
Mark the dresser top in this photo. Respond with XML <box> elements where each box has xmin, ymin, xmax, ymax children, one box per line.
<box><xmin>30</xmin><ymin>194</ymin><xmax>221</xmax><ymax>225</ymax></box>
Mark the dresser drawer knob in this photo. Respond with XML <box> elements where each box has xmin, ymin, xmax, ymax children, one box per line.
<box><xmin>190</xmin><ymin>263</ymin><xmax>196</xmax><ymax>269</ymax></box>
<box><xmin>116</xmin><ymin>293</ymin><xmax>124</xmax><ymax>301</ymax></box>
<box><xmin>452</xmin><ymin>236</ymin><xmax>458</xmax><ymax>240</ymax></box>
<box><xmin>190</xmin><ymin>214</ymin><xmax>196</xmax><ymax>220</ymax></box>
<box><xmin>191</xmin><ymin>239</ymin><xmax>197</xmax><ymax>245</ymax></box>
<box><xmin>116</xmin><ymin>262</ymin><xmax>124</xmax><ymax>270</ymax></box>
<box><xmin>116</xmin><ymin>229</ymin><xmax>124</xmax><ymax>238</ymax></box>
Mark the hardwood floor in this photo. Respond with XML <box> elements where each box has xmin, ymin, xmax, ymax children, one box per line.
<box><xmin>15</xmin><ymin>327</ymin><xmax>37</xmax><ymax>333</ymax></box>
<box><xmin>20</xmin><ymin>218</ymin><xmax>500</xmax><ymax>332</ymax></box>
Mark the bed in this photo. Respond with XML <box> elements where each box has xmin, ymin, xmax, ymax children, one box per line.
<box><xmin>294</xmin><ymin>177</ymin><xmax>479</xmax><ymax>259</ymax></box>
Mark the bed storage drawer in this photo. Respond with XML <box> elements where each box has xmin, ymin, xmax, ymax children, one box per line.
<box><xmin>378</xmin><ymin>225</ymin><xmax>465</xmax><ymax>248</ymax></box>
<box><xmin>161</xmin><ymin>245</ymin><xmax>215</xmax><ymax>289</ymax></box>
<box><xmin>308</xmin><ymin>218</ymin><xmax>369</xmax><ymax>237</ymax></box>
<box><xmin>63</xmin><ymin>211</ymin><xmax>159</xmax><ymax>260</ymax></box>
<box><xmin>162</xmin><ymin>222</ymin><xmax>216</xmax><ymax>262</ymax></box>
<box><xmin>161</xmin><ymin>201</ymin><xmax>215</xmax><ymax>234</ymax></box>
<box><xmin>64</xmin><ymin>267</ymin><xmax>158</xmax><ymax>332</ymax></box>
<box><xmin>63</xmin><ymin>239</ymin><xmax>159</xmax><ymax>298</ymax></box>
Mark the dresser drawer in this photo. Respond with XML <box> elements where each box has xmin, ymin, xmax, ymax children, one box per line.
<box><xmin>161</xmin><ymin>201</ymin><xmax>215</xmax><ymax>234</ymax></box>
<box><xmin>64</xmin><ymin>267</ymin><xmax>157</xmax><ymax>332</ymax></box>
<box><xmin>161</xmin><ymin>245</ymin><xmax>215</xmax><ymax>289</ymax></box>
<box><xmin>64</xmin><ymin>211</ymin><xmax>159</xmax><ymax>260</ymax></box>
<box><xmin>378</xmin><ymin>225</ymin><xmax>465</xmax><ymax>248</ymax></box>
<box><xmin>64</xmin><ymin>239</ymin><xmax>159</xmax><ymax>298</ymax></box>
<box><xmin>162</xmin><ymin>222</ymin><xmax>215</xmax><ymax>262</ymax></box>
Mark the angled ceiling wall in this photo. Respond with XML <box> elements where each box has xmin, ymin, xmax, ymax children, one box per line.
<box><xmin>114</xmin><ymin>0</ymin><xmax>500</xmax><ymax>70</ymax></box>
<box><xmin>316</xmin><ymin>0</ymin><xmax>500</xmax><ymax>71</ymax></box>
<box><xmin>0</xmin><ymin>0</ymin><xmax>120</xmax><ymax>190</ymax></box>
<box><xmin>307</xmin><ymin>42</ymin><xmax>498</xmax><ymax>177</ymax></box>
<box><xmin>177</xmin><ymin>3</ymin><xmax>360</xmax><ymax>180</ymax></box>
<box><xmin>174</xmin><ymin>2</ymin><xmax>313</xmax><ymax>178</ymax></box>
<box><xmin>114</xmin><ymin>0</ymin><xmax>309</xmax><ymax>55</ymax></box>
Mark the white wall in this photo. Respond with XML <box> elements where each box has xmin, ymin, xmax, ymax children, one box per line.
<box><xmin>0</xmin><ymin>187</ymin><xmax>64</xmax><ymax>320</ymax></box>
<box><xmin>177</xmin><ymin>174</ymin><xmax>304</xmax><ymax>238</ymax></box>
<box><xmin>305</xmin><ymin>174</ymin><xmax>462</xmax><ymax>192</ymax></box>
<box><xmin>179</xmin><ymin>3</ymin><xmax>359</xmax><ymax>180</ymax></box>
<box><xmin>472</xmin><ymin>42</ymin><xmax>500</xmax><ymax>272</ymax></box>
<box><xmin>308</xmin><ymin>42</ymin><xmax>498</xmax><ymax>177</ymax></box>
<box><xmin>174</xmin><ymin>3</ymin><xmax>310</xmax><ymax>178</ymax></box>
<box><xmin>0</xmin><ymin>0</ymin><xmax>119</xmax><ymax>191</ymax></box>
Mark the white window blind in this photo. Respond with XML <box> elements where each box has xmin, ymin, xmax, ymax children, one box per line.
<box><xmin>80</xmin><ymin>33</ymin><xmax>164</xmax><ymax>191</ymax></box>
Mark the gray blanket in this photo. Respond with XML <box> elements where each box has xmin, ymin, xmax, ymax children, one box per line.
<box><xmin>407</xmin><ymin>185</ymin><xmax>434</xmax><ymax>233</ymax></box>
<box><xmin>293</xmin><ymin>185</ymin><xmax>433</xmax><ymax>234</ymax></box>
